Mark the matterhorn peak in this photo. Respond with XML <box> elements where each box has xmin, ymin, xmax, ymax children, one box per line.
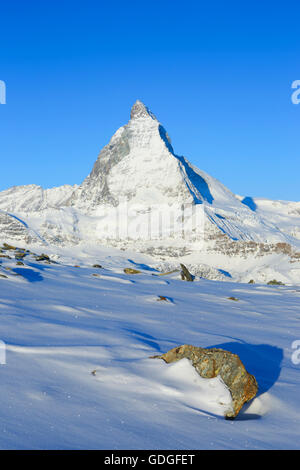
<box><xmin>130</xmin><ymin>100</ymin><xmax>157</xmax><ymax>121</ymax></box>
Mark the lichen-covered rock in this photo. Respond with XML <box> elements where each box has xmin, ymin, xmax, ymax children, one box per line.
<box><xmin>15</xmin><ymin>252</ymin><xmax>26</xmax><ymax>260</ymax></box>
<box><xmin>35</xmin><ymin>253</ymin><xmax>50</xmax><ymax>262</ymax></box>
<box><xmin>2</xmin><ymin>242</ymin><xmax>16</xmax><ymax>250</ymax></box>
<box><xmin>157</xmin><ymin>295</ymin><xmax>168</xmax><ymax>301</ymax></box>
<box><xmin>151</xmin><ymin>344</ymin><xmax>258</xmax><ymax>419</ymax></box>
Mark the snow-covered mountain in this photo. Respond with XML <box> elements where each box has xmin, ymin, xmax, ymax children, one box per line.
<box><xmin>0</xmin><ymin>100</ymin><xmax>299</xmax><ymax>284</ymax></box>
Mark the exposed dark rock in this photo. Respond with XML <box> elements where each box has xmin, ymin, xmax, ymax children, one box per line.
<box><xmin>151</xmin><ymin>344</ymin><xmax>258</xmax><ymax>419</ymax></box>
<box><xmin>124</xmin><ymin>268</ymin><xmax>141</xmax><ymax>274</ymax></box>
<box><xmin>157</xmin><ymin>269</ymin><xmax>179</xmax><ymax>276</ymax></box>
<box><xmin>267</xmin><ymin>279</ymin><xmax>285</xmax><ymax>286</ymax></box>
<box><xmin>2</xmin><ymin>243</ymin><xmax>16</xmax><ymax>250</ymax></box>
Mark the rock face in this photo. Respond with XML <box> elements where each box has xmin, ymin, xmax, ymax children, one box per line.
<box><xmin>152</xmin><ymin>344</ymin><xmax>258</xmax><ymax>419</ymax></box>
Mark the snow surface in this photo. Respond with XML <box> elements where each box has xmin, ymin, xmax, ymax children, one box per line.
<box><xmin>0</xmin><ymin>101</ymin><xmax>299</xmax><ymax>285</ymax></box>
<box><xmin>0</xmin><ymin>243</ymin><xmax>299</xmax><ymax>449</ymax></box>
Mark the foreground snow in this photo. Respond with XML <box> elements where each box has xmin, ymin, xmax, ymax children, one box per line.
<box><xmin>0</xmin><ymin>244</ymin><xmax>299</xmax><ymax>449</ymax></box>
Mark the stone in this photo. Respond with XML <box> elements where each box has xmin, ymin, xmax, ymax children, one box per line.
<box><xmin>157</xmin><ymin>295</ymin><xmax>168</xmax><ymax>301</ymax></box>
<box><xmin>151</xmin><ymin>344</ymin><xmax>258</xmax><ymax>419</ymax></box>
<box><xmin>2</xmin><ymin>243</ymin><xmax>16</xmax><ymax>250</ymax></box>
<box><xmin>15</xmin><ymin>252</ymin><xmax>26</xmax><ymax>260</ymax></box>
<box><xmin>35</xmin><ymin>253</ymin><xmax>50</xmax><ymax>262</ymax></box>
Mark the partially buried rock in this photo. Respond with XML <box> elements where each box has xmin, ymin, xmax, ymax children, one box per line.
<box><xmin>151</xmin><ymin>344</ymin><xmax>258</xmax><ymax>419</ymax></box>
<box><xmin>2</xmin><ymin>243</ymin><xmax>16</xmax><ymax>251</ymax></box>
<box><xmin>157</xmin><ymin>295</ymin><xmax>168</xmax><ymax>301</ymax></box>
<box><xmin>15</xmin><ymin>252</ymin><xmax>26</xmax><ymax>260</ymax></box>
<box><xmin>180</xmin><ymin>263</ymin><xmax>194</xmax><ymax>282</ymax></box>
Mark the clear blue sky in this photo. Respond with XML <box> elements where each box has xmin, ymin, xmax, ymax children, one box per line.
<box><xmin>1</xmin><ymin>0</ymin><xmax>300</xmax><ymax>201</ymax></box>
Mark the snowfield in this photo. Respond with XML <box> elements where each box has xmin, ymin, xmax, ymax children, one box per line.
<box><xmin>0</xmin><ymin>243</ymin><xmax>299</xmax><ymax>449</ymax></box>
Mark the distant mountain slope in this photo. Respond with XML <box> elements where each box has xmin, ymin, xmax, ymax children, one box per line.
<box><xmin>0</xmin><ymin>100</ymin><xmax>299</xmax><ymax>283</ymax></box>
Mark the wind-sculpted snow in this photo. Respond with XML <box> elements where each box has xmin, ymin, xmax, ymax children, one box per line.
<box><xmin>0</xmin><ymin>100</ymin><xmax>299</xmax><ymax>284</ymax></box>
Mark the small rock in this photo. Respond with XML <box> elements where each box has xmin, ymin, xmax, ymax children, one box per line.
<box><xmin>2</xmin><ymin>243</ymin><xmax>16</xmax><ymax>250</ymax></box>
<box><xmin>35</xmin><ymin>253</ymin><xmax>50</xmax><ymax>262</ymax></box>
<box><xmin>151</xmin><ymin>344</ymin><xmax>258</xmax><ymax>419</ymax></box>
<box><xmin>267</xmin><ymin>279</ymin><xmax>285</xmax><ymax>286</ymax></box>
<box><xmin>124</xmin><ymin>268</ymin><xmax>141</xmax><ymax>274</ymax></box>
<box><xmin>15</xmin><ymin>252</ymin><xmax>26</xmax><ymax>260</ymax></box>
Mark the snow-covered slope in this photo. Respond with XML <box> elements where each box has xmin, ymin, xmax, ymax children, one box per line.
<box><xmin>0</xmin><ymin>100</ymin><xmax>299</xmax><ymax>283</ymax></box>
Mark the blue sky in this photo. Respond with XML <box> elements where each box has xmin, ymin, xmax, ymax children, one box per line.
<box><xmin>0</xmin><ymin>0</ymin><xmax>300</xmax><ymax>201</ymax></box>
